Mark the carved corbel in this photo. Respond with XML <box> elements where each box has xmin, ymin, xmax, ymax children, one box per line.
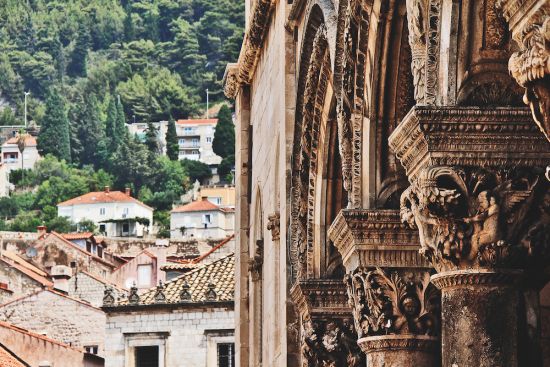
<box><xmin>267</xmin><ymin>212</ymin><xmax>280</xmax><ymax>241</ymax></box>
<box><xmin>497</xmin><ymin>0</ymin><xmax>550</xmax><ymax>141</ymax></box>
<box><xmin>248</xmin><ymin>239</ymin><xmax>264</xmax><ymax>281</ymax></box>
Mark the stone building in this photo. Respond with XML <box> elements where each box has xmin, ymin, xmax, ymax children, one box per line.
<box><xmin>103</xmin><ymin>253</ymin><xmax>235</xmax><ymax>367</ymax></box>
<box><xmin>0</xmin><ymin>289</ymin><xmax>106</xmax><ymax>357</ymax></box>
<box><xmin>225</xmin><ymin>0</ymin><xmax>550</xmax><ymax>366</ymax></box>
<box><xmin>68</xmin><ymin>271</ymin><xmax>127</xmax><ymax>308</ymax></box>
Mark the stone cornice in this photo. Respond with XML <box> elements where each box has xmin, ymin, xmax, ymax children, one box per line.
<box><xmin>430</xmin><ymin>269</ymin><xmax>523</xmax><ymax>290</ymax></box>
<box><xmin>290</xmin><ymin>279</ymin><xmax>350</xmax><ymax>317</ymax></box>
<box><xmin>328</xmin><ymin>209</ymin><xmax>429</xmax><ymax>270</ymax></box>
<box><xmin>388</xmin><ymin>106</ymin><xmax>550</xmax><ymax>181</ymax></box>
<box><xmin>223</xmin><ymin>0</ymin><xmax>275</xmax><ymax>98</ymax></box>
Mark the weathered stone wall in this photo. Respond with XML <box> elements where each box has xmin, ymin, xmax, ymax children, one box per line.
<box><xmin>103</xmin><ymin>238</ymin><xmax>201</xmax><ymax>258</ymax></box>
<box><xmin>68</xmin><ymin>272</ymin><xmax>127</xmax><ymax>308</ymax></box>
<box><xmin>105</xmin><ymin>306</ymin><xmax>234</xmax><ymax>367</ymax></box>
<box><xmin>0</xmin><ymin>262</ymin><xmax>46</xmax><ymax>304</ymax></box>
<box><xmin>0</xmin><ymin>290</ymin><xmax>106</xmax><ymax>356</ymax></box>
<box><xmin>0</xmin><ymin>320</ymin><xmax>86</xmax><ymax>367</ymax></box>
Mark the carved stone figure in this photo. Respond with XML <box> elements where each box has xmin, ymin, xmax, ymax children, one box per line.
<box><xmin>267</xmin><ymin>212</ymin><xmax>280</xmax><ymax>241</ymax></box>
<box><xmin>248</xmin><ymin>239</ymin><xmax>263</xmax><ymax>281</ymax></box>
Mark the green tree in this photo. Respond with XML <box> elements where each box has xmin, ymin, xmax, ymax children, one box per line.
<box><xmin>212</xmin><ymin>105</ymin><xmax>234</xmax><ymax>158</ymax></box>
<box><xmin>181</xmin><ymin>158</ymin><xmax>212</xmax><ymax>183</ymax></box>
<box><xmin>116</xmin><ymin>97</ymin><xmax>128</xmax><ymax>144</ymax></box>
<box><xmin>145</xmin><ymin>121</ymin><xmax>159</xmax><ymax>154</ymax></box>
<box><xmin>77</xmin><ymin>95</ymin><xmax>105</xmax><ymax>167</ymax></box>
<box><xmin>67</xmin><ymin>22</ymin><xmax>90</xmax><ymax>77</ymax></box>
<box><xmin>165</xmin><ymin>118</ymin><xmax>179</xmax><ymax>160</ymax></box>
<box><xmin>105</xmin><ymin>97</ymin><xmax>118</xmax><ymax>149</ymax></box>
<box><xmin>38</xmin><ymin>89</ymin><xmax>71</xmax><ymax>162</ymax></box>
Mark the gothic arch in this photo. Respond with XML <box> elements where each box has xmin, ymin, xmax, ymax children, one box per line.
<box><xmin>290</xmin><ymin>13</ymin><xmax>335</xmax><ymax>281</ymax></box>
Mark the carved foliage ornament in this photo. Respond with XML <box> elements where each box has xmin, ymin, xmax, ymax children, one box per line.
<box><xmin>400</xmin><ymin>166</ymin><xmax>550</xmax><ymax>272</ymax></box>
<box><xmin>345</xmin><ymin>268</ymin><xmax>440</xmax><ymax>339</ymax></box>
<box><xmin>301</xmin><ymin>318</ymin><xmax>364</xmax><ymax>367</ymax></box>
<box><xmin>248</xmin><ymin>239</ymin><xmax>264</xmax><ymax>281</ymax></box>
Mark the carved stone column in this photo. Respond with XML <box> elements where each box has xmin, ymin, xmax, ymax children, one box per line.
<box><xmin>328</xmin><ymin>210</ymin><xmax>441</xmax><ymax>367</ymax></box>
<box><xmin>290</xmin><ymin>279</ymin><xmax>364</xmax><ymax>367</ymax></box>
<box><xmin>497</xmin><ymin>0</ymin><xmax>550</xmax><ymax>142</ymax></box>
<box><xmin>389</xmin><ymin>106</ymin><xmax>550</xmax><ymax>367</ymax></box>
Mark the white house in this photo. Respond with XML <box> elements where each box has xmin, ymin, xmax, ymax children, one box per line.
<box><xmin>127</xmin><ymin>121</ymin><xmax>169</xmax><ymax>155</ymax></box>
<box><xmin>1</xmin><ymin>135</ymin><xmax>40</xmax><ymax>172</ymax></box>
<box><xmin>170</xmin><ymin>197</ymin><xmax>234</xmax><ymax>240</ymax></box>
<box><xmin>57</xmin><ymin>187</ymin><xmax>154</xmax><ymax>238</ymax></box>
<box><xmin>0</xmin><ymin>163</ymin><xmax>10</xmax><ymax>197</ymax></box>
<box><xmin>176</xmin><ymin>119</ymin><xmax>222</xmax><ymax>165</ymax></box>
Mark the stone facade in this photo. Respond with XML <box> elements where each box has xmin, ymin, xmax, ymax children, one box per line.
<box><xmin>68</xmin><ymin>271</ymin><xmax>127</xmax><ymax>308</ymax></box>
<box><xmin>226</xmin><ymin>0</ymin><xmax>550</xmax><ymax>366</ymax></box>
<box><xmin>0</xmin><ymin>290</ymin><xmax>106</xmax><ymax>356</ymax></box>
<box><xmin>104</xmin><ymin>306</ymin><xmax>234</xmax><ymax>367</ymax></box>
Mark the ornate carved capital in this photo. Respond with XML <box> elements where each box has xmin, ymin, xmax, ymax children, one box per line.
<box><xmin>345</xmin><ymin>267</ymin><xmax>441</xmax><ymax>339</ymax></box>
<box><xmin>267</xmin><ymin>212</ymin><xmax>280</xmax><ymax>241</ymax></box>
<box><xmin>399</xmin><ymin>165</ymin><xmax>550</xmax><ymax>273</ymax></box>
<box><xmin>498</xmin><ymin>0</ymin><xmax>550</xmax><ymax>141</ymax></box>
<box><xmin>291</xmin><ymin>280</ymin><xmax>364</xmax><ymax>367</ymax></box>
<box><xmin>328</xmin><ymin>209</ymin><xmax>429</xmax><ymax>271</ymax></box>
<box><xmin>223</xmin><ymin>63</ymin><xmax>240</xmax><ymax>99</ymax></box>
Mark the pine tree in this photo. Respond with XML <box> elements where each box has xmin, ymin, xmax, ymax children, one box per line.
<box><xmin>67</xmin><ymin>23</ymin><xmax>90</xmax><ymax>77</ymax></box>
<box><xmin>38</xmin><ymin>89</ymin><xmax>71</xmax><ymax>162</ymax></box>
<box><xmin>165</xmin><ymin>118</ymin><xmax>179</xmax><ymax>161</ymax></box>
<box><xmin>212</xmin><ymin>105</ymin><xmax>235</xmax><ymax>158</ymax></box>
<box><xmin>105</xmin><ymin>98</ymin><xmax>118</xmax><ymax>150</ymax></box>
<box><xmin>116</xmin><ymin>97</ymin><xmax>128</xmax><ymax>143</ymax></box>
<box><xmin>145</xmin><ymin>122</ymin><xmax>159</xmax><ymax>154</ymax></box>
<box><xmin>77</xmin><ymin>95</ymin><xmax>105</xmax><ymax>167</ymax></box>
<box><xmin>123</xmin><ymin>7</ymin><xmax>135</xmax><ymax>42</ymax></box>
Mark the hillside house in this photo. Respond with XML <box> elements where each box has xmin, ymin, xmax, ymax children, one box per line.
<box><xmin>176</xmin><ymin>119</ymin><xmax>221</xmax><ymax>165</ymax></box>
<box><xmin>170</xmin><ymin>197</ymin><xmax>235</xmax><ymax>240</ymax></box>
<box><xmin>0</xmin><ymin>135</ymin><xmax>40</xmax><ymax>172</ymax></box>
<box><xmin>57</xmin><ymin>187</ymin><xmax>154</xmax><ymax>238</ymax></box>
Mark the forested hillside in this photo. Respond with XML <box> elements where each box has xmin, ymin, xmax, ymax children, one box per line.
<box><xmin>0</xmin><ymin>0</ymin><xmax>241</xmax><ymax>234</ymax></box>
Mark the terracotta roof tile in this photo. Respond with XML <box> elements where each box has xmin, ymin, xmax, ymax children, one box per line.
<box><xmin>0</xmin><ymin>321</ymin><xmax>82</xmax><ymax>352</ymax></box>
<box><xmin>0</xmin><ymin>343</ymin><xmax>30</xmax><ymax>367</ymax></box>
<box><xmin>57</xmin><ymin>190</ymin><xmax>152</xmax><ymax>209</ymax></box>
<box><xmin>171</xmin><ymin>198</ymin><xmax>221</xmax><ymax>213</ymax></box>
<box><xmin>62</xmin><ymin>232</ymin><xmax>94</xmax><ymax>240</ymax></box>
<box><xmin>117</xmin><ymin>253</ymin><xmax>234</xmax><ymax>306</ymax></box>
<box><xmin>3</xmin><ymin>135</ymin><xmax>37</xmax><ymax>146</ymax></box>
<box><xmin>0</xmin><ymin>257</ymin><xmax>53</xmax><ymax>288</ymax></box>
<box><xmin>176</xmin><ymin>118</ymin><xmax>218</xmax><ymax>125</ymax></box>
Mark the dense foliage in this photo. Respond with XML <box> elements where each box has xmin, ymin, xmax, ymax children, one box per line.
<box><xmin>0</xmin><ymin>0</ymin><xmax>244</xmax><ymax>125</ymax></box>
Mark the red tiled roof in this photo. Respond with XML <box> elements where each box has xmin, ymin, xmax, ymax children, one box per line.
<box><xmin>0</xmin><ymin>289</ymin><xmax>101</xmax><ymax>311</ymax></box>
<box><xmin>0</xmin><ymin>343</ymin><xmax>30</xmax><ymax>367</ymax></box>
<box><xmin>3</xmin><ymin>136</ymin><xmax>37</xmax><ymax>146</ymax></box>
<box><xmin>62</xmin><ymin>232</ymin><xmax>94</xmax><ymax>240</ymax></box>
<box><xmin>0</xmin><ymin>320</ymin><xmax>82</xmax><ymax>352</ymax></box>
<box><xmin>176</xmin><ymin>118</ymin><xmax>218</xmax><ymax>125</ymax></box>
<box><xmin>2</xmin><ymin>251</ymin><xmax>48</xmax><ymax>277</ymax></box>
<box><xmin>57</xmin><ymin>190</ymin><xmax>152</xmax><ymax>210</ymax></box>
<box><xmin>171</xmin><ymin>198</ymin><xmax>221</xmax><ymax>213</ymax></box>
<box><xmin>0</xmin><ymin>257</ymin><xmax>53</xmax><ymax>288</ymax></box>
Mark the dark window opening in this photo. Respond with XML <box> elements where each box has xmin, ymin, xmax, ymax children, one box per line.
<box><xmin>70</xmin><ymin>261</ymin><xmax>77</xmax><ymax>268</ymax></box>
<box><xmin>86</xmin><ymin>242</ymin><xmax>92</xmax><ymax>253</ymax></box>
<box><xmin>217</xmin><ymin>343</ymin><xmax>234</xmax><ymax>367</ymax></box>
<box><xmin>97</xmin><ymin>246</ymin><xmax>103</xmax><ymax>258</ymax></box>
<box><xmin>84</xmin><ymin>345</ymin><xmax>98</xmax><ymax>354</ymax></box>
<box><xmin>122</xmin><ymin>223</ymin><xmax>130</xmax><ymax>233</ymax></box>
<box><xmin>135</xmin><ymin>346</ymin><xmax>159</xmax><ymax>367</ymax></box>
<box><xmin>99</xmin><ymin>224</ymin><xmax>106</xmax><ymax>234</ymax></box>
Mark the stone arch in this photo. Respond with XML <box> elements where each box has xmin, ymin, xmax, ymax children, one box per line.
<box><xmin>290</xmin><ymin>15</ymin><xmax>334</xmax><ymax>281</ymax></box>
<box><xmin>250</xmin><ymin>186</ymin><xmax>264</xmax><ymax>366</ymax></box>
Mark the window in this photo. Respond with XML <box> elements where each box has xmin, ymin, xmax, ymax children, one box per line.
<box><xmin>84</xmin><ymin>345</ymin><xmax>98</xmax><ymax>355</ymax></box>
<box><xmin>206</xmin><ymin>137</ymin><xmax>212</xmax><ymax>143</ymax></box>
<box><xmin>99</xmin><ymin>224</ymin><xmax>106</xmax><ymax>234</ymax></box>
<box><xmin>122</xmin><ymin>222</ymin><xmax>130</xmax><ymax>233</ymax></box>
<box><xmin>97</xmin><ymin>246</ymin><xmax>103</xmax><ymax>258</ymax></box>
<box><xmin>123</xmin><ymin>207</ymin><xmax>129</xmax><ymax>218</ymax></box>
<box><xmin>137</xmin><ymin>264</ymin><xmax>152</xmax><ymax>287</ymax></box>
<box><xmin>100</xmin><ymin>207</ymin><xmax>106</xmax><ymax>215</ymax></box>
<box><xmin>179</xmin><ymin>138</ymin><xmax>185</xmax><ymax>145</ymax></box>
<box><xmin>86</xmin><ymin>242</ymin><xmax>92</xmax><ymax>253</ymax></box>
<box><xmin>70</xmin><ymin>261</ymin><xmax>77</xmax><ymax>268</ymax></box>
<box><xmin>203</xmin><ymin>214</ymin><xmax>212</xmax><ymax>224</ymax></box>
<box><xmin>135</xmin><ymin>346</ymin><xmax>159</xmax><ymax>367</ymax></box>
<box><xmin>217</xmin><ymin>343</ymin><xmax>234</xmax><ymax>367</ymax></box>
<box><xmin>192</xmin><ymin>150</ymin><xmax>199</xmax><ymax>155</ymax></box>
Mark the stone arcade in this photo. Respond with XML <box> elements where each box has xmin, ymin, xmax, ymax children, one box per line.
<box><xmin>225</xmin><ymin>0</ymin><xmax>550</xmax><ymax>366</ymax></box>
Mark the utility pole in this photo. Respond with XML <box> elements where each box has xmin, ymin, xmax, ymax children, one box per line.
<box><xmin>206</xmin><ymin>89</ymin><xmax>209</xmax><ymax>119</ymax></box>
<box><xmin>24</xmin><ymin>91</ymin><xmax>30</xmax><ymax>128</ymax></box>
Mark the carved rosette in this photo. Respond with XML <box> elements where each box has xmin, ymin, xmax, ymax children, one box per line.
<box><xmin>291</xmin><ymin>280</ymin><xmax>364</xmax><ymax>367</ymax></box>
<box><xmin>345</xmin><ymin>267</ymin><xmax>440</xmax><ymax>341</ymax></box>
<box><xmin>497</xmin><ymin>0</ymin><xmax>550</xmax><ymax>141</ymax></box>
<box><xmin>389</xmin><ymin>107</ymin><xmax>550</xmax><ymax>277</ymax></box>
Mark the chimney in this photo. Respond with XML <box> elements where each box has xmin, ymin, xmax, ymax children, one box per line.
<box><xmin>125</xmin><ymin>187</ymin><xmax>131</xmax><ymax>196</ymax></box>
<box><xmin>51</xmin><ymin>265</ymin><xmax>72</xmax><ymax>294</ymax></box>
<box><xmin>201</xmin><ymin>196</ymin><xmax>208</xmax><ymax>201</ymax></box>
<box><xmin>104</xmin><ymin>186</ymin><xmax>110</xmax><ymax>193</ymax></box>
<box><xmin>37</xmin><ymin>225</ymin><xmax>47</xmax><ymax>237</ymax></box>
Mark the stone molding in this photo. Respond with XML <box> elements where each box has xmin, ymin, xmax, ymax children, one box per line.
<box><xmin>498</xmin><ymin>0</ymin><xmax>550</xmax><ymax>141</ymax></box>
<box><xmin>345</xmin><ymin>267</ymin><xmax>440</xmax><ymax>340</ymax></box>
<box><xmin>388</xmin><ymin>106</ymin><xmax>550</xmax><ymax>182</ymax></box>
<box><xmin>358</xmin><ymin>334</ymin><xmax>439</xmax><ymax>353</ymax></box>
<box><xmin>328</xmin><ymin>209</ymin><xmax>429</xmax><ymax>270</ymax></box>
<box><xmin>290</xmin><ymin>279</ymin><xmax>351</xmax><ymax>316</ymax></box>
<box><xmin>430</xmin><ymin>269</ymin><xmax>523</xmax><ymax>290</ymax></box>
<box><xmin>222</xmin><ymin>0</ymin><xmax>275</xmax><ymax>98</ymax></box>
